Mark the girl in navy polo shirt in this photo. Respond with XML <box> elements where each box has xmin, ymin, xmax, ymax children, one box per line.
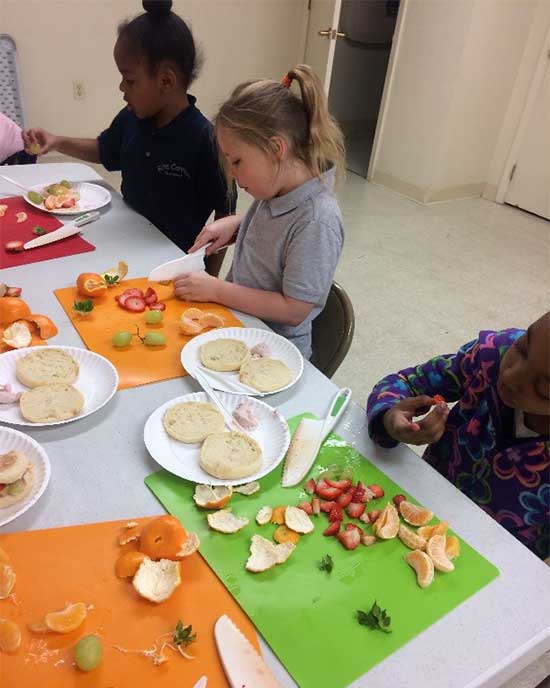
<box><xmin>174</xmin><ymin>65</ymin><xmax>346</xmax><ymax>358</ymax></box>
<box><xmin>23</xmin><ymin>0</ymin><xmax>232</xmax><ymax>272</ymax></box>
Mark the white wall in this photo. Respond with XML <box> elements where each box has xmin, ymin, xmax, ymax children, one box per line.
<box><xmin>371</xmin><ymin>0</ymin><xmax>546</xmax><ymax>204</ymax></box>
<box><xmin>1</xmin><ymin>0</ymin><xmax>308</xmax><ymax>136</ymax></box>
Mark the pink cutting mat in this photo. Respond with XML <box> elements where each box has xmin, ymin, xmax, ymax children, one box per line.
<box><xmin>0</xmin><ymin>196</ymin><xmax>95</xmax><ymax>268</ymax></box>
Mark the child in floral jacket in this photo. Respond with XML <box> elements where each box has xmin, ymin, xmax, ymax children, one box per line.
<box><xmin>367</xmin><ymin>312</ymin><xmax>549</xmax><ymax>561</ymax></box>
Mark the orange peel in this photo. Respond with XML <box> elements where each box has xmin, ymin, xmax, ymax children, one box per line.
<box><xmin>273</xmin><ymin>525</ymin><xmax>300</xmax><ymax>545</ymax></box>
<box><xmin>270</xmin><ymin>505</ymin><xmax>287</xmax><ymax>525</ymax></box>
<box><xmin>25</xmin><ymin>314</ymin><xmax>58</xmax><ymax>339</ymax></box>
<box><xmin>115</xmin><ymin>550</ymin><xmax>149</xmax><ymax>578</ymax></box>
<box><xmin>118</xmin><ymin>523</ymin><xmax>142</xmax><ymax>546</ymax></box>
<box><xmin>0</xmin><ymin>297</ymin><xmax>31</xmax><ymax>327</ymax></box>
<box><xmin>202</xmin><ymin>313</ymin><xmax>224</xmax><ymax>328</ymax></box>
<box><xmin>193</xmin><ymin>484</ymin><xmax>233</xmax><ymax>509</ymax></box>
<box><xmin>139</xmin><ymin>516</ymin><xmax>188</xmax><ymax>560</ymax></box>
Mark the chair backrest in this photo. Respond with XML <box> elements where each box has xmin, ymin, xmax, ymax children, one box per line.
<box><xmin>311</xmin><ymin>281</ymin><xmax>355</xmax><ymax>378</ymax></box>
<box><xmin>0</xmin><ymin>35</ymin><xmax>26</xmax><ymax>128</ymax></box>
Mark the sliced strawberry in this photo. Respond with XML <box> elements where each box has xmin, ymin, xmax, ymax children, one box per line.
<box><xmin>148</xmin><ymin>302</ymin><xmax>166</xmax><ymax>311</ymax></box>
<box><xmin>433</xmin><ymin>394</ymin><xmax>446</xmax><ymax>404</ymax></box>
<box><xmin>363</xmin><ymin>486</ymin><xmax>376</xmax><ymax>502</ymax></box>
<box><xmin>367</xmin><ymin>484</ymin><xmax>385</xmax><ymax>499</ymax></box>
<box><xmin>337</xmin><ymin>491</ymin><xmax>353</xmax><ymax>508</ymax></box>
<box><xmin>311</xmin><ymin>497</ymin><xmax>321</xmax><ymax>515</ymax></box>
<box><xmin>317</xmin><ymin>486</ymin><xmax>342</xmax><ymax>500</ymax></box>
<box><xmin>393</xmin><ymin>494</ymin><xmax>407</xmax><ymax>508</ymax></box>
<box><xmin>367</xmin><ymin>509</ymin><xmax>381</xmax><ymax>524</ymax></box>
<box><xmin>122</xmin><ymin>288</ymin><xmax>144</xmax><ymax>298</ymax></box>
<box><xmin>328</xmin><ymin>504</ymin><xmax>343</xmax><ymax>522</ymax></box>
<box><xmin>359</xmin><ymin>512</ymin><xmax>371</xmax><ymax>524</ymax></box>
<box><xmin>298</xmin><ymin>502</ymin><xmax>313</xmax><ymax>515</ymax></box>
<box><xmin>304</xmin><ymin>478</ymin><xmax>316</xmax><ymax>495</ymax></box>
<box><xmin>315</xmin><ymin>479</ymin><xmax>329</xmax><ymax>494</ymax></box>
<box><xmin>347</xmin><ymin>502</ymin><xmax>366</xmax><ymax>519</ymax></box>
<box><xmin>337</xmin><ymin>528</ymin><xmax>361</xmax><ymax>550</ymax></box>
<box><xmin>61</xmin><ymin>198</ymin><xmax>76</xmax><ymax>208</ymax></box>
<box><xmin>323</xmin><ymin>521</ymin><xmax>341</xmax><ymax>536</ymax></box>
<box><xmin>345</xmin><ymin>523</ymin><xmax>364</xmax><ymax>534</ymax></box>
<box><xmin>326</xmin><ymin>479</ymin><xmax>352</xmax><ymax>491</ymax></box>
<box><xmin>124</xmin><ymin>296</ymin><xmax>146</xmax><ymax>312</ymax></box>
<box><xmin>319</xmin><ymin>500</ymin><xmax>336</xmax><ymax>513</ymax></box>
<box><xmin>351</xmin><ymin>485</ymin><xmax>366</xmax><ymax>503</ymax></box>
<box><xmin>116</xmin><ymin>293</ymin><xmax>133</xmax><ymax>308</ymax></box>
<box><xmin>144</xmin><ymin>287</ymin><xmax>158</xmax><ymax>305</ymax></box>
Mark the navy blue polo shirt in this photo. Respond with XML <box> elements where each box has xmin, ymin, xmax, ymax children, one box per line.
<box><xmin>98</xmin><ymin>96</ymin><xmax>233</xmax><ymax>251</ymax></box>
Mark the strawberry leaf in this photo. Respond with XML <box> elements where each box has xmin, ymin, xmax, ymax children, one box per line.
<box><xmin>317</xmin><ymin>554</ymin><xmax>334</xmax><ymax>573</ymax></box>
<box><xmin>357</xmin><ymin>601</ymin><xmax>392</xmax><ymax>633</ymax></box>
<box><xmin>173</xmin><ymin>620</ymin><xmax>197</xmax><ymax>648</ymax></box>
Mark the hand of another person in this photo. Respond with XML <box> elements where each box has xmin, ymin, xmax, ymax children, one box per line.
<box><xmin>22</xmin><ymin>128</ymin><xmax>59</xmax><ymax>155</ymax></box>
<box><xmin>188</xmin><ymin>215</ymin><xmax>240</xmax><ymax>255</ymax></box>
<box><xmin>173</xmin><ymin>271</ymin><xmax>221</xmax><ymax>302</ymax></box>
<box><xmin>382</xmin><ymin>396</ymin><xmax>449</xmax><ymax>445</ymax></box>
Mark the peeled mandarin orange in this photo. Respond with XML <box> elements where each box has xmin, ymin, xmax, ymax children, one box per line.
<box><xmin>0</xmin><ymin>618</ymin><xmax>21</xmax><ymax>652</ymax></box>
<box><xmin>45</xmin><ymin>602</ymin><xmax>87</xmax><ymax>633</ymax></box>
<box><xmin>178</xmin><ymin>531</ymin><xmax>201</xmax><ymax>557</ymax></box>
<box><xmin>76</xmin><ymin>273</ymin><xmax>107</xmax><ymax>298</ymax></box>
<box><xmin>179</xmin><ymin>317</ymin><xmax>204</xmax><ymax>335</ymax></box>
<box><xmin>445</xmin><ymin>535</ymin><xmax>461</xmax><ymax>559</ymax></box>
<box><xmin>139</xmin><ymin>515</ymin><xmax>188</xmax><ymax>561</ymax></box>
<box><xmin>374</xmin><ymin>502</ymin><xmax>399</xmax><ymax>539</ymax></box>
<box><xmin>0</xmin><ymin>297</ymin><xmax>31</xmax><ymax>327</ymax></box>
<box><xmin>202</xmin><ymin>313</ymin><xmax>224</xmax><ymax>328</ymax></box>
<box><xmin>182</xmin><ymin>308</ymin><xmax>205</xmax><ymax>324</ymax></box>
<box><xmin>405</xmin><ymin>549</ymin><xmax>434</xmax><ymax>588</ymax></box>
<box><xmin>115</xmin><ymin>550</ymin><xmax>149</xmax><ymax>578</ymax></box>
<box><xmin>426</xmin><ymin>534</ymin><xmax>455</xmax><ymax>573</ymax></box>
<box><xmin>399</xmin><ymin>500</ymin><xmax>434</xmax><ymax>527</ymax></box>
<box><xmin>0</xmin><ymin>563</ymin><xmax>16</xmax><ymax>599</ymax></box>
<box><xmin>398</xmin><ymin>523</ymin><xmax>427</xmax><ymax>550</ymax></box>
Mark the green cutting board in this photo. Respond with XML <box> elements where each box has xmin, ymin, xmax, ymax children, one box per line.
<box><xmin>145</xmin><ymin>414</ymin><xmax>499</xmax><ymax>688</ymax></box>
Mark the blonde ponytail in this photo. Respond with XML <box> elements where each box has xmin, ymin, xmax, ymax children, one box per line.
<box><xmin>215</xmin><ymin>64</ymin><xmax>345</xmax><ymax>183</ymax></box>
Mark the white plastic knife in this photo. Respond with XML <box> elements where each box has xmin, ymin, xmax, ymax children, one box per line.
<box><xmin>281</xmin><ymin>387</ymin><xmax>352</xmax><ymax>487</ymax></box>
<box><xmin>23</xmin><ymin>211</ymin><xmax>100</xmax><ymax>249</ymax></box>
<box><xmin>214</xmin><ymin>615</ymin><xmax>281</xmax><ymax>688</ymax></box>
<box><xmin>148</xmin><ymin>243</ymin><xmax>211</xmax><ymax>282</ymax></box>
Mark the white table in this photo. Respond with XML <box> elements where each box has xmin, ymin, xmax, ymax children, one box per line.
<box><xmin>1</xmin><ymin>164</ymin><xmax>549</xmax><ymax>688</ymax></box>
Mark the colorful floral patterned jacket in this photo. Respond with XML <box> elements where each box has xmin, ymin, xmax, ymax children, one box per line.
<box><xmin>367</xmin><ymin>329</ymin><xmax>549</xmax><ymax>560</ymax></box>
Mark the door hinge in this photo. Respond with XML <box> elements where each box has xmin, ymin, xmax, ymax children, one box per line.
<box><xmin>509</xmin><ymin>163</ymin><xmax>517</xmax><ymax>182</ymax></box>
<box><xmin>307</xmin><ymin>0</ymin><xmax>312</xmax><ymax>10</ymax></box>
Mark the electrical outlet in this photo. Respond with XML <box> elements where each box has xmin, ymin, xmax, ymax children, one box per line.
<box><xmin>73</xmin><ymin>80</ymin><xmax>85</xmax><ymax>100</ymax></box>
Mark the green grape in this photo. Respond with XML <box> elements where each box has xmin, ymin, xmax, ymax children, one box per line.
<box><xmin>27</xmin><ymin>191</ymin><xmax>43</xmax><ymax>205</ymax></box>
<box><xmin>145</xmin><ymin>310</ymin><xmax>163</xmax><ymax>325</ymax></box>
<box><xmin>143</xmin><ymin>332</ymin><xmax>166</xmax><ymax>346</ymax></box>
<box><xmin>29</xmin><ymin>143</ymin><xmax>41</xmax><ymax>155</ymax></box>
<box><xmin>112</xmin><ymin>331</ymin><xmax>133</xmax><ymax>348</ymax></box>
<box><xmin>60</xmin><ymin>179</ymin><xmax>72</xmax><ymax>188</ymax></box>
<box><xmin>74</xmin><ymin>635</ymin><xmax>102</xmax><ymax>672</ymax></box>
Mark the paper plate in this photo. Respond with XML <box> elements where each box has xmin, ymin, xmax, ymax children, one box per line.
<box><xmin>144</xmin><ymin>391</ymin><xmax>290</xmax><ymax>486</ymax></box>
<box><xmin>181</xmin><ymin>327</ymin><xmax>303</xmax><ymax>396</ymax></box>
<box><xmin>0</xmin><ymin>425</ymin><xmax>51</xmax><ymax>526</ymax></box>
<box><xmin>23</xmin><ymin>181</ymin><xmax>111</xmax><ymax>215</ymax></box>
<box><xmin>0</xmin><ymin>345</ymin><xmax>119</xmax><ymax>427</ymax></box>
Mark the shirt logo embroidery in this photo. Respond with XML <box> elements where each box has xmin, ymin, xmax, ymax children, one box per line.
<box><xmin>157</xmin><ymin>162</ymin><xmax>190</xmax><ymax>179</ymax></box>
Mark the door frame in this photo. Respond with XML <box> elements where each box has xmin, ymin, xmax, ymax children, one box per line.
<box><xmin>496</xmin><ymin>22</ymin><xmax>550</xmax><ymax>204</ymax></box>
<box><xmin>366</xmin><ymin>0</ymin><xmax>409</xmax><ymax>180</ymax></box>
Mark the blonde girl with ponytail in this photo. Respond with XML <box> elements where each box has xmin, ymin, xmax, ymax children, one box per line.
<box><xmin>174</xmin><ymin>65</ymin><xmax>346</xmax><ymax>358</ymax></box>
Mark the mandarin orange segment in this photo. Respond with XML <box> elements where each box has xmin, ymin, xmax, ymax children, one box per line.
<box><xmin>426</xmin><ymin>534</ymin><xmax>455</xmax><ymax>572</ymax></box>
<box><xmin>0</xmin><ymin>563</ymin><xmax>16</xmax><ymax>599</ymax></box>
<box><xmin>374</xmin><ymin>502</ymin><xmax>399</xmax><ymax>539</ymax></box>
<box><xmin>273</xmin><ymin>525</ymin><xmax>300</xmax><ymax>545</ymax></box>
<box><xmin>445</xmin><ymin>535</ymin><xmax>461</xmax><ymax>559</ymax></box>
<box><xmin>405</xmin><ymin>549</ymin><xmax>434</xmax><ymax>588</ymax></box>
<box><xmin>45</xmin><ymin>602</ymin><xmax>87</xmax><ymax>633</ymax></box>
<box><xmin>115</xmin><ymin>550</ymin><xmax>149</xmax><ymax>578</ymax></box>
<box><xmin>139</xmin><ymin>515</ymin><xmax>188</xmax><ymax>561</ymax></box>
<box><xmin>0</xmin><ymin>618</ymin><xmax>21</xmax><ymax>653</ymax></box>
<box><xmin>398</xmin><ymin>523</ymin><xmax>427</xmax><ymax>550</ymax></box>
<box><xmin>182</xmin><ymin>308</ymin><xmax>205</xmax><ymax>324</ymax></box>
<box><xmin>399</xmin><ymin>500</ymin><xmax>434</xmax><ymax>527</ymax></box>
<box><xmin>270</xmin><ymin>506</ymin><xmax>287</xmax><ymax>525</ymax></box>
<box><xmin>179</xmin><ymin>317</ymin><xmax>204</xmax><ymax>335</ymax></box>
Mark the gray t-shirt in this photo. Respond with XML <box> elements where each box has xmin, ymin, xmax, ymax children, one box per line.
<box><xmin>227</xmin><ymin>167</ymin><xmax>344</xmax><ymax>358</ymax></box>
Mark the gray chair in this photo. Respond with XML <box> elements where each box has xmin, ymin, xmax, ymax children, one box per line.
<box><xmin>311</xmin><ymin>282</ymin><xmax>355</xmax><ymax>378</ymax></box>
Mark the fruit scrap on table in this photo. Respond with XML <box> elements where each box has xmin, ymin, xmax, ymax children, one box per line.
<box><xmin>193</xmin><ymin>484</ymin><xmax>233</xmax><ymax>509</ymax></box>
<box><xmin>102</xmin><ymin>260</ymin><xmax>128</xmax><ymax>287</ymax></box>
<box><xmin>0</xmin><ymin>284</ymin><xmax>22</xmax><ymax>298</ymax></box>
<box><xmin>73</xmin><ymin>299</ymin><xmax>94</xmax><ymax>317</ymax></box>
<box><xmin>15</xmin><ymin>212</ymin><xmax>27</xmax><ymax>223</ymax></box>
<box><xmin>317</xmin><ymin>554</ymin><xmax>334</xmax><ymax>574</ymax></box>
<box><xmin>114</xmin><ymin>619</ymin><xmax>197</xmax><ymax>666</ymax></box>
<box><xmin>29</xmin><ymin>602</ymin><xmax>87</xmax><ymax>634</ymax></box>
<box><xmin>245</xmin><ymin>534</ymin><xmax>295</xmax><ymax>572</ymax></box>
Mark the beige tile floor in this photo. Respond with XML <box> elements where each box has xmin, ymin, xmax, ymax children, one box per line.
<box><xmin>61</xmin><ymin>159</ymin><xmax>550</xmax><ymax>687</ymax></box>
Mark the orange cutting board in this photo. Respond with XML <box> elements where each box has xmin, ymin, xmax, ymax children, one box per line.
<box><xmin>54</xmin><ymin>278</ymin><xmax>243</xmax><ymax>389</ymax></box>
<box><xmin>0</xmin><ymin>517</ymin><xmax>259</xmax><ymax>687</ymax></box>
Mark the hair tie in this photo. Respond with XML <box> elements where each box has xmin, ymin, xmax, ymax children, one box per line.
<box><xmin>281</xmin><ymin>74</ymin><xmax>292</xmax><ymax>88</ymax></box>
